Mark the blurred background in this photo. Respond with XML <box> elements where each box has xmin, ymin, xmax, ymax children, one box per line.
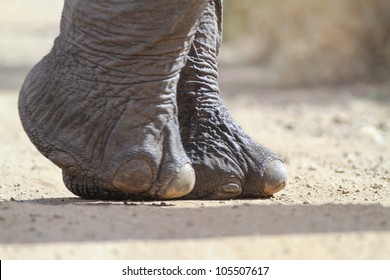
<box><xmin>223</xmin><ymin>0</ymin><xmax>389</xmax><ymax>86</ymax></box>
<box><xmin>0</xmin><ymin>0</ymin><xmax>389</xmax><ymax>89</ymax></box>
<box><xmin>0</xmin><ymin>0</ymin><xmax>62</xmax><ymax>90</ymax></box>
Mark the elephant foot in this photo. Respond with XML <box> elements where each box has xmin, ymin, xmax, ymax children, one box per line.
<box><xmin>18</xmin><ymin>0</ymin><xmax>212</xmax><ymax>200</ymax></box>
<box><xmin>179</xmin><ymin>98</ymin><xmax>287</xmax><ymax>199</ymax></box>
<box><xmin>177</xmin><ymin>0</ymin><xmax>287</xmax><ymax>199</ymax></box>
<box><xmin>20</xmin><ymin>64</ymin><xmax>197</xmax><ymax>200</ymax></box>
<box><xmin>62</xmin><ymin>163</ymin><xmax>195</xmax><ymax>200</ymax></box>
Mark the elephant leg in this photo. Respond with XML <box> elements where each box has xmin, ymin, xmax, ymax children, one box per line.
<box><xmin>19</xmin><ymin>0</ymin><xmax>210</xmax><ymax>200</ymax></box>
<box><xmin>177</xmin><ymin>0</ymin><xmax>288</xmax><ymax>199</ymax></box>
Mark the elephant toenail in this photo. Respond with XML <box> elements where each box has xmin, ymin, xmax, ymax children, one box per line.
<box><xmin>263</xmin><ymin>160</ymin><xmax>288</xmax><ymax>195</ymax></box>
<box><xmin>112</xmin><ymin>159</ymin><xmax>153</xmax><ymax>193</ymax></box>
<box><xmin>159</xmin><ymin>163</ymin><xmax>195</xmax><ymax>199</ymax></box>
<box><xmin>221</xmin><ymin>183</ymin><xmax>242</xmax><ymax>194</ymax></box>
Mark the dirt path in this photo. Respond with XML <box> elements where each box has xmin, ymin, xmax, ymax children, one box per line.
<box><xmin>0</xmin><ymin>1</ymin><xmax>389</xmax><ymax>259</ymax></box>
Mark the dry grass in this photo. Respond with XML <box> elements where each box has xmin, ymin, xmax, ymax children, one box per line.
<box><xmin>223</xmin><ymin>0</ymin><xmax>390</xmax><ymax>85</ymax></box>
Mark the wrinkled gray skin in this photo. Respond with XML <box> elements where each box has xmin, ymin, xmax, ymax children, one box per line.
<box><xmin>19</xmin><ymin>0</ymin><xmax>287</xmax><ymax>200</ymax></box>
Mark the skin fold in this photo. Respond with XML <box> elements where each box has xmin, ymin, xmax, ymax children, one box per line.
<box><xmin>18</xmin><ymin>0</ymin><xmax>287</xmax><ymax>200</ymax></box>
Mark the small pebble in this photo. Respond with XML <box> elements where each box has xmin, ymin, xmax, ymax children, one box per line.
<box><xmin>371</xmin><ymin>184</ymin><xmax>383</xmax><ymax>190</ymax></box>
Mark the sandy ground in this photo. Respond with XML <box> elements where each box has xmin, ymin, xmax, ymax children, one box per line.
<box><xmin>1</xmin><ymin>1</ymin><xmax>390</xmax><ymax>259</ymax></box>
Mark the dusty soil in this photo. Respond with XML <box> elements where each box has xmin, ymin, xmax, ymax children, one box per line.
<box><xmin>0</xmin><ymin>1</ymin><xmax>389</xmax><ymax>259</ymax></box>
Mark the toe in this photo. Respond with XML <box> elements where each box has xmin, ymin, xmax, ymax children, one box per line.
<box><xmin>221</xmin><ymin>183</ymin><xmax>242</xmax><ymax>194</ymax></box>
<box><xmin>213</xmin><ymin>182</ymin><xmax>242</xmax><ymax>199</ymax></box>
<box><xmin>263</xmin><ymin>160</ymin><xmax>288</xmax><ymax>195</ymax></box>
<box><xmin>158</xmin><ymin>163</ymin><xmax>195</xmax><ymax>199</ymax></box>
<box><xmin>112</xmin><ymin>159</ymin><xmax>153</xmax><ymax>193</ymax></box>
